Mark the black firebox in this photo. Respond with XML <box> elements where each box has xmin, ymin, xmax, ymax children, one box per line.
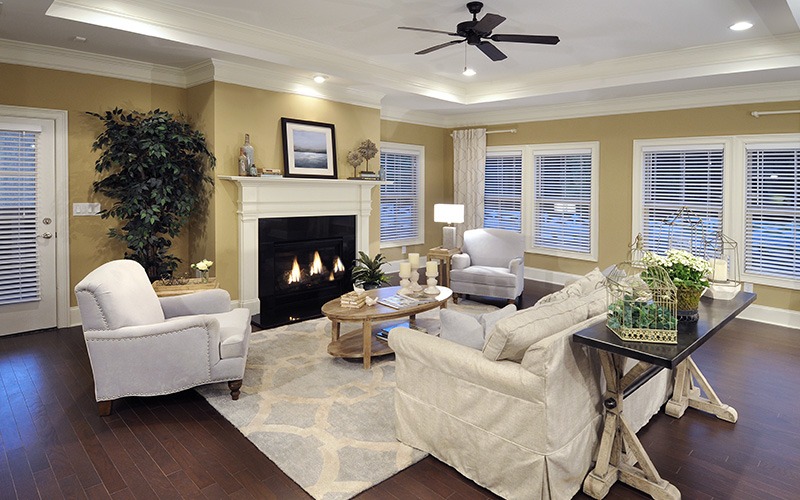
<box><xmin>254</xmin><ymin>215</ymin><xmax>355</xmax><ymax>328</ymax></box>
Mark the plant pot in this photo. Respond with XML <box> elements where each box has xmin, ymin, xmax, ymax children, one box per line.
<box><xmin>676</xmin><ymin>286</ymin><xmax>702</xmax><ymax>322</ymax></box>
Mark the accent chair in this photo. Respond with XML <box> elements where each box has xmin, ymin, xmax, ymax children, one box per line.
<box><xmin>449</xmin><ymin>228</ymin><xmax>525</xmax><ymax>304</ymax></box>
<box><xmin>74</xmin><ymin>259</ymin><xmax>252</xmax><ymax>416</ymax></box>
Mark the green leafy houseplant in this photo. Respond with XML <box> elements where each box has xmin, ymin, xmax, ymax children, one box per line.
<box><xmin>88</xmin><ymin>108</ymin><xmax>215</xmax><ymax>281</ymax></box>
<box><xmin>351</xmin><ymin>251</ymin><xmax>389</xmax><ymax>289</ymax></box>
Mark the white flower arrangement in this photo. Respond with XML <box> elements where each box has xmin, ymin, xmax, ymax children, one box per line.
<box><xmin>642</xmin><ymin>249</ymin><xmax>710</xmax><ymax>289</ymax></box>
<box><xmin>191</xmin><ymin>259</ymin><xmax>214</xmax><ymax>272</ymax></box>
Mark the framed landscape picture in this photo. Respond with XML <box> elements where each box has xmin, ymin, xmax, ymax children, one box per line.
<box><xmin>281</xmin><ymin>118</ymin><xmax>338</xmax><ymax>179</ymax></box>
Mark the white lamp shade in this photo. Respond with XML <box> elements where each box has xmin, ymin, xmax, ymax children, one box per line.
<box><xmin>434</xmin><ymin>204</ymin><xmax>465</xmax><ymax>224</ymax></box>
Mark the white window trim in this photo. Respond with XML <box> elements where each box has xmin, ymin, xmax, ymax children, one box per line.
<box><xmin>731</xmin><ymin>133</ymin><xmax>800</xmax><ymax>290</ymax></box>
<box><xmin>633</xmin><ymin>134</ymin><xmax>800</xmax><ymax>291</ymax></box>
<box><xmin>379</xmin><ymin>141</ymin><xmax>425</xmax><ymax>249</ymax></box>
<box><xmin>485</xmin><ymin>146</ymin><xmax>525</xmax><ymax>233</ymax></box>
<box><xmin>526</xmin><ymin>141</ymin><xmax>600</xmax><ymax>262</ymax></box>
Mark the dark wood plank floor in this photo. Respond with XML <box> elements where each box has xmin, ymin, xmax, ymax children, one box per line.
<box><xmin>1</xmin><ymin>281</ymin><xmax>798</xmax><ymax>499</ymax></box>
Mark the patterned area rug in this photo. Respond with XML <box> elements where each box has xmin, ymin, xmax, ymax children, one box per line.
<box><xmin>196</xmin><ymin>301</ymin><xmax>496</xmax><ymax>500</ymax></box>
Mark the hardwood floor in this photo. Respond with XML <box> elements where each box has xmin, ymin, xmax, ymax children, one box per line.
<box><xmin>1</xmin><ymin>281</ymin><xmax>798</xmax><ymax>499</ymax></box>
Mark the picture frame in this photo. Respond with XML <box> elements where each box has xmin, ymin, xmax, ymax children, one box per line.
<box><xmin>281</xmin><ymin>118</ymin><xmax>338</xmax><ymax>179</ymax></box>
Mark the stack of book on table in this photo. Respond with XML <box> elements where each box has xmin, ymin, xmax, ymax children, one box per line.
<box><xmin>339</xmin><ymin>291</ymin><xmax>366</xmax><ymax>308</ymax></box>
<box><xmin>357</xmin><ymin>171</ymin><xmax>380</xmax><ymax>180</ymax></box>
<box><xmin>377</xmin><ymin>294</ymin><xmax>434</xmax><ymax>309</ymax></box>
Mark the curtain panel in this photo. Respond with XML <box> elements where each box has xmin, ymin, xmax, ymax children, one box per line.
<box><xmin>453</xmin><ymin>128</ymin><xmax>486</xmax><ymax>245</ymax></box>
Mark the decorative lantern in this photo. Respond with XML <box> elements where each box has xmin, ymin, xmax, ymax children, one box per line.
<box><xmin>703</xmin><ymin>231</ymin><xmax>742</xmax><ymax>300</ymax></box>
<box><xmin>606</xmin><ymin>261</ymin><xmax>678</xmax><ymax>344</ymax></box>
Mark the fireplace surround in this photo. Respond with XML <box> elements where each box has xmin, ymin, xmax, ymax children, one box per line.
<box><xmin>221</xmin><ymin>176</ymin><xmax>384</xmax><ymax>321</ymax></box>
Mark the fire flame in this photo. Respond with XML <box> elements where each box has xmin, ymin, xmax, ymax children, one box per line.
<box><xmin>288</xmin><ymin>257</ymin><xmax>302</xmax><ymax>284</ymax></box>
<box><xmin>333</xmin><ymin>256</ymin><xmax>345</xmax><ymax>272</ymax></box>
<box><xmin>310</xmin><ymin>251</ymin><xmax>324</xmax><ymax>275</ymax></box>
<box><xmin>329</xmin><ymin>271</ymin><xmax>335</xmax><ymax>281</ymax></box>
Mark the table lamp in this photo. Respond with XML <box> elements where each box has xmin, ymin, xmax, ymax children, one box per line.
<box><xmin>434</xmin><ymin>204</ymin><xmax>465</xmax><ymax>250</ymax></box>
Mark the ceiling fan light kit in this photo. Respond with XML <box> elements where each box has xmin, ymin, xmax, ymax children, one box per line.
<box><xmin>398</xmin><ymin>1</ymin><xmax>560</xmax><ymax>65</ymax></box>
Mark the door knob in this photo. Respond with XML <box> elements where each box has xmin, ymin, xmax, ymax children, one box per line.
<box><xmin>39</xmin><ymin>232</ymin><xmax>53</xmax><ymax>239</ymax></box>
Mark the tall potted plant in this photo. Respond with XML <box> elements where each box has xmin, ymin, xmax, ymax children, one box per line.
<box><xmin>88</xmin><ymin>108</ymin><xmax>215</xmax><ymax>281</ymax></box>
<box><xmin>352</xmin><ymin>251</ymin><xmax>389</xmax><ymax>289</ymax></box>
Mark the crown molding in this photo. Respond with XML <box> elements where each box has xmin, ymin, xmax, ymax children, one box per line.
<box><xmin>208</xmin><ymin>59</ymin><xmax>384</xmax><ymax>109</ymax></box>
<box><xmin>0</xmin><ymin>38</ymin><xmax>186</xmax><ymax>87</ymax></box>
<box><xmin>383</xmin><ymin>81</ymin><xmax>800</xmax><ymax>129</ymax></box>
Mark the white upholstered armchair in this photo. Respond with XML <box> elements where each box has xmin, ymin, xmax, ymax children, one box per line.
<box><xmin>75</xmin><ymin>259</ymin><xmax>252</xmax><ymax>416</ymax></box>
<box><xmin>450</xmin><ymin>228</ymin><xmax>525</xmax><ymax>304</ymax></box>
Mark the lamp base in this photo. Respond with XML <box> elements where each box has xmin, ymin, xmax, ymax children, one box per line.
<box><xmin>442</xmin><ymin>226</ymin><xmax>457</xmax><ymax>250</ymax></box>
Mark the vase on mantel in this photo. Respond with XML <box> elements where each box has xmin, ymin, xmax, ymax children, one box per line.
<box><xmin>676</xmin><ymin>286</ymin><xmax>702</xmax><ymax>322</ymax></box>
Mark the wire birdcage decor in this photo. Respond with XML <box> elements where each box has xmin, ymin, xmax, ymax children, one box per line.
<box><xmin>702</xmin><ymin>230</ymin><xmax>743</xmax><ymax>300</ymax></box>
<box><xmin>606</xmin><ymin>262</ymin><xmax>678</xmax><ymax>344</ymax></box>
<box><xmin>663</xmin><ymin>206</ymin><xmax>705</xmax><ymax>254</ymax></box>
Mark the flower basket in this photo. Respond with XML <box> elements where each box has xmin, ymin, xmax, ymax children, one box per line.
<box><xmin>606</xmin><ymin>262</ymin><xmax>678</xmax><ymax>344</ymax></box>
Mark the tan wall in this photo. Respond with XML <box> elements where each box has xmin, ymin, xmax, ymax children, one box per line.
<box><xmin>0</xmin><ymin>63</ymin><xmax>190</xmax><ymax>306</ymax></box>
<box><xmin>186</xmin><ymin>82</ymin><xmax>216</xmax><ymax>267</ymax></box>
<box><xmin>380</xmin><ymin>120</ymin><xmax>449</xmax><ymax>261</ymax></box>
<box><xmin>483</xmin><ymin>100</ymin><xmax>800</xmax><ymax>311</ymax></box>
<box><xmin>210</xmin><ymin>82</ymin><xmax>382</xmax><ymax>299</ymax></box>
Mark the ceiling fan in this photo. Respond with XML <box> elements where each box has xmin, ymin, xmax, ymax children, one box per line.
<box><xmin>398</xmin><ymin>1</ymin><xmax>560</xmax><ymax>62</ymax></box>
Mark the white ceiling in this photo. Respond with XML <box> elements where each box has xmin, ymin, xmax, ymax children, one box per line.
<box><xmin>2</xmin><ymin>0</ymin><xmax>800</xmax><ymax>125</ymax></box>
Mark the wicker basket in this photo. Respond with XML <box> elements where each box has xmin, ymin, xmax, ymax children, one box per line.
<box><xmin>152</xmin><ymin>277</ymin><xmax>218</xmax><ymax>297</ymax></box>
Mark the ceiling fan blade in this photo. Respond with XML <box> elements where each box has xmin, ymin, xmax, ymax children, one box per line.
<box><xmin>476</xmin><ymin>41</ymin><xmax>507</xmax><ymax>61</ymax></box>
<box><xmin>473</xmin><ymin>13</ymin><xmax>506</xmax><ymax>33</ymax></box>
<box><xmin>415</xmin><ymin>39</ymin><xmax>465</xmax><ymax>55</ymax></box>
<box><xmin>398</xmin><ymin>26</ymin><xmax>459</xmax><ymax>36</ymax></box>
<box><xmin>490</xmin><ymin>34</ymin><xmax>560</xmax><ymax>45</ymax></box>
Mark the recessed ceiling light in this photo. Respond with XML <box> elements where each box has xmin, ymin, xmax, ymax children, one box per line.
<box><xmin>462</xmin><ymin>67</ymin><xmax>476</xmax><ymax>77</ymax></box>
<box><xmin>313</xmin><ymin>75</ymin><xmax>328</xmax><ymax>84</ymax></box>
<box><xmin>729</xmin><ymin>21</ymin><xmax>753</xmax><ymax>31</ymax></box>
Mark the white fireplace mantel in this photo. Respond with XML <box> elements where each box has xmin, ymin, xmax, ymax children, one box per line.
<box><xmin>220</xmin><ymin>176</ymin><xmax>385</xmax><ymax>314</ymax></box>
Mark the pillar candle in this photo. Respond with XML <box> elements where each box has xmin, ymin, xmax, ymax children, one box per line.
<box><xmin>399</xmin><ymin>262</ymin><xmax>411</xmax><ymax>278</ymax></box>
<box><xmin>426</xmin><ymin>260</ymin><xmax>438</xmax><ymax>276</ymax></box>
<box><xmin>408</xmin><ymin>253</ymin><xmax>420</xmax><ymax>268</ymax></box>
<box><xmin>712</xmin><ymin>258</ymin><xmax>728</xmax><ymax>282</ymax></box>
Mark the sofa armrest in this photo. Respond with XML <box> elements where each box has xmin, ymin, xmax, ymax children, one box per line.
<box><xmin>159</xmin><ymin>289</ymin><xmax>231</xmax><ymax>318</ymax></box>
<box><xmin>389</xmin><ymin>327</ymin><xmax>543</xmax><ymax>402</ymax></box>
<box><xmin>451</xmin><ymin>253</ymin><xmax>471</xmax><ymax>270</ymax></box>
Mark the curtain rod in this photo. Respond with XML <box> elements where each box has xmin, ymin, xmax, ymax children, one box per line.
<box><xmin>750</xmin><ymin>110</ymin><xmax>800</xmax><ymax>117</ymax></box>
<box><xmin>450</xmin><ymin>128</ymin><xmax>517</xmax><ymax>137</ymax></box>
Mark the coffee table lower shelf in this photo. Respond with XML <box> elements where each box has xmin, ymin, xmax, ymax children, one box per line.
<box><xmin>327</xmin><ymin>330</ymin><xmax>393</xmax><ymax>360</ymax></box>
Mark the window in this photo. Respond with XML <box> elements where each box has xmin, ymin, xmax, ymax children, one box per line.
<box><xmin>743</xmin><ymin>142</ymin><xmax>799</xmax><ymax>282</ymax></box>
<box><xmin>379</xmin><ymin>143</ymin><xmax>424</xmax><ymax>247</ymax></box>
<box><xmin>530</xmin><ymin>143</ymin><xmax>599</xmax><ymax>260</ymax></box>
<box><xmin>634</xmin><ymin>141</ymin><xmax>725</xmax><ymax>255</ymax></box>
<box><xmin>484</xmin><ymin>149</ymin><xmax>522</xmax><ymax>232</ymax></box>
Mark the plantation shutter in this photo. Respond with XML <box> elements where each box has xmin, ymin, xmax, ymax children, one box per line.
<box><xmin>0</xmin><ymin>125</ymin><xmax>41</xmax><ymax>305</ymax></box>
<box><xmin>640</xmin><ymin>146</ymin><xmax>724</xmax><ymax>254</ymax></box>
<box><xmin>380</xmin><ymin>150</ymin><xmax>420</xmax><ymax>244</ymax></box>
<box><xmin>744</xmin><ymin>144</ymin><xmax>800</xmax><ymax>280</ymax></box>
<box><xmin>533</xmin><ymin>150</ymin><xmax>592</xmax><ymax>253</ymax></box>
<box><xmin>484</xmin><ymin>151</ymin><xmax>522</xmax><ymax>232</ymax></box>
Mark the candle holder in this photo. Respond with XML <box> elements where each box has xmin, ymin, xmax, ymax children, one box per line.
<box><xmin>398</xmin><ymin>262</ymin><xmax>413</xmax><ymax>295</ymax></box>
<box><xmin>410</xmin><ymin>266</ymin><xmax>424</xmax><ymax>293</ymax></box>
<box><xmin>424</xmin><ymin>272</ymin><xmax>439</xmax><ymax>295</ymax></box>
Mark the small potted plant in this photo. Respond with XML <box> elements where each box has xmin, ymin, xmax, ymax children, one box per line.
<box><xmin>352</xmin><ymin>251</ymin><xmax>389</xmax><ymax>289</ymax></box>
<box><xmin>643</xmin><ymin>249</ymin><xmax>710</xmax><ymax>322</ymax></box>
<box><xmin>191</xmin><ymin>258</ymin><xmax>214</xmax><ymax>283</ymax></box>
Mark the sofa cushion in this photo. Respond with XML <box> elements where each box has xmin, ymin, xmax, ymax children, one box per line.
<box><xmin>483</xmin><ymin>298</ymin><xmax>590</xmax><ymax>362</ymax></box>
<box><xmin>440</xmin><ymin>304</ymin><xmax>517</xmax><ymax>350</ymax></box>
<box><xmin>536</xmin><ymin>268</ymin><xmax>605</xmax><ymax>306</ymax></box>
<box><xmin>450</xmin><ymin>266</ymin><xmax>518</xmax><ymax>287</ymax></box>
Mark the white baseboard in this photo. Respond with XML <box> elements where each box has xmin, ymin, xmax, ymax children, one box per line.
<box><xmin>69</xmin><ymin>306</ymin><xmax>82</xmax><ymax>327</ymax></box>
<box><xmin>737</xmin><ymin>304</ymin><xmax>800</xmax><ymax>329</ymax></box>
<box><xmin>524</xmin><ymin>266</ymin><xmax>799</xmax><ymax>330</ymax></box>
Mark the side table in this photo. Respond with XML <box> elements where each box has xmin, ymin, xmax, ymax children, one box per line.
<box><xmin>152</xmin><ymin>277</ymin><xmax>219</xmax><ymax>297</ymax></box>
<box><xmin>427</xmin><ymin>246</ymin><xmax>460</xmax><ymax>288</ymax></box>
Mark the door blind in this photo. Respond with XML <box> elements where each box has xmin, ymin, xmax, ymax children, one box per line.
<box><xmin>745</xmin><ymin>145</ymin><xmax>799</xmax><ymax>280</ymax></box>
<box><xmin>380</xmin><ymin>150</ymin><xmax>420</xmax><ymax>243</ymax></box>
<box><xmin>641</xmin><ymin>147</ymin><xmax>724</xmax><ymax>255</ymax></box>
<box><xmin>484</xmin><ymin>152</ymin><xmax>522</xmax><ymax>232</ymax></box>
<box><xmin>0</xmin><ymin>128</ymin><xmax>40</xmax><ymax>305</ymax></box>
<box><xmin>533</xmin><ymin>151</ymin><xmax>592</xmax><ymax>253</ymax></box>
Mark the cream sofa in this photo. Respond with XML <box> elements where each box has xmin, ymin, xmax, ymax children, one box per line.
<box><xmin>388</xmin><ymin>270</ymin><xmax>672</xmax><ymax>499</ymax></box>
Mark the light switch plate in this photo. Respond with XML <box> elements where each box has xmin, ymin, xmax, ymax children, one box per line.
<box><xmin>73</xmin><ymin>202</ymin><xmax>101</xmax><ymax>216</ymax></box>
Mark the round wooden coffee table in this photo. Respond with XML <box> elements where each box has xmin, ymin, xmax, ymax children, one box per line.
<box><xmin>322</xmin><ymin>285</ymin><xmax>452</xmax><ymax>369</ymax></box>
